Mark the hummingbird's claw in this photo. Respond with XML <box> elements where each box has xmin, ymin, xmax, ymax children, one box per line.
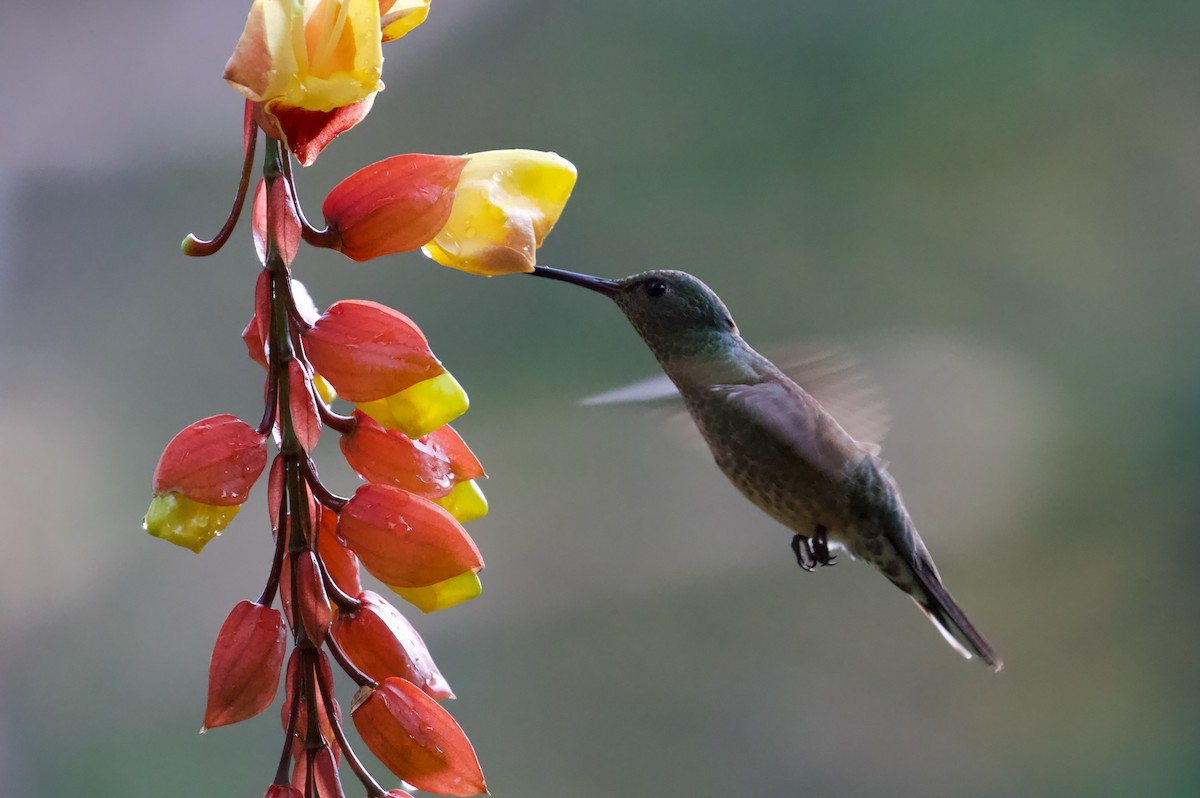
<box><xmin>791</xmin><ymin>533</ymin><xmax>816</xmax><ymax>571</ymax></box>
<box><xmin>811</xmin><ymin>525</ymin><xmax>837</xmax><ymax>567</ymax></box>
<box><xmin>792</xmin><ymin>528</ymin><xmax>837</xmax><ymax>571</ymax></box>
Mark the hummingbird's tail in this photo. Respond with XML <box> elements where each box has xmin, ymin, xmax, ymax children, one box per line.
<box><xmin>909</xmin><ymin>572</ymin><xmax>1003</xmax><ymax>672</ymax></box>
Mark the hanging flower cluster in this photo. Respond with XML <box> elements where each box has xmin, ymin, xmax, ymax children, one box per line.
<box><xmin>145</xmin><ymin>2</ymin><xmax>576</xmax><ymax>795</ymax></box>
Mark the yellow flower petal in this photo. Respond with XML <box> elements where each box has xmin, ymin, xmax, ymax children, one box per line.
<box><xmin>144</xmin><ymin>493</ymin><xmax>241</xmax><ymax>554</ymax></box>
<box><xmin>355</xmin><ymin>372</ymin><xmax>469</xmax><ymax>438</ymax></box>
<box><xmin>422</xmin><ymin>149</ymin><xmax>577</xmax><ymax>275</ymax></box>
<box><xmin>379</xmin><ymin>0</ymin><xmax>430</xmax><ymax>42</ymax></box>
<box><xmin>392</xmin><ymin>571</ymin><xmax>482</xmax><ymax>613</ymax></box>
<box><xmin>313</xmin><ymin>373</ymin><xmax>338</xmax><ymax>405</ymax></box>
<box><xmin>225</xmin><ymin>0</ymin><xmax>384</xmax><ymax>114</ymax></box>
<box><xmin>434</xmin><ymin>479</ymin><xmax>488</xmax><ymax>523</ymax></box>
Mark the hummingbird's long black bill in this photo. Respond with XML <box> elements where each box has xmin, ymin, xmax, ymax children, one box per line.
<box><xmin>530</xmin><ymin>265</ymin><xmax>620</xmax><ymax>297</ymax></box>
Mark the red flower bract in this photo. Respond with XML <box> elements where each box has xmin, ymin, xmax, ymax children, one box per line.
<box><xmin>317</xmin><ymin>505</ymin><xmax>363</xmax><ymax>596</ymax></box>
<box><xmin>281</xmin><ymin>649</ymin><xmax>342</xmax><ymax>759</ymax></box>
<box><xmin>285</xmin><ymin>361</ymin><xmax>321</xmax><ymax>452</ymax></box>
<box><xmin>303</xmin><ymin>300</ymin><xmax>444</xmax><ymax>403</ymax></box>
<box><xmin>295</xmin><ymin>550</ymin><xmax>332</xmax><ymax>645</ymax></box>
<box><xmin>323</xmin><ymin>153</ymin><xmax>467</xmax><ymax>262</ymax></box>
<box><xmin>251</xmin><ymin>176</ymin><xmax>301</xmax><ymax>266</ymax></box>
<box><xmin>332</xmin><ymin>590</ymin><xmax>454</xmax><ymax>700</ymax></box>
<box><xmin>204</xmin><ymin>600</ymin><xmax>286</xmax><ymax>730</ymax></box>
<box><xmin>154</xmin><ymin>415</ymin><xmax>268</xmax><ymax>506</ymax></box>
<box><xmin>341</xmin><ymin>412</ymin><xmax>484</xmax><ymax>497</ymax></box>
<box><xmin>338</xmin><ymin>484</ymin><xmax>483</xmax><ymax>588</ymax></box>
<box><xmin>267</xmin><ymin>97</ymin><xmax>377</xmax><ymax>167</ymax></box>
<box><xmin>352</xmin><ymin>677</ymin><xmax>486</xmax><ymax>796</ymax></box>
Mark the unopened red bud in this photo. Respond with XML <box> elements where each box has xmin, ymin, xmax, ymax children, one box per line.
<box><xmin>338</xmin><ymin>484</ymin><xmax>483</xmax><ymax>588</ymax></box>
<box><xmin>281</xmin><ymin>649</ymin><xmax>341</xmax><ymax>754</ymax></box>
<box><xmin>295</xmin><ymin>551</ymin><xmax>332</xmax><ymax>645</ymax></box>
<box><xmin>303</xmin><ymin>301</ymin><xmax>444</xmax><ymax>403</ymax></box>
<box><xmin>251</xmin><ymin>176</ymin><xmax>301</xmax><ymax>266</ymax></box>
<box><xmin>203</xmin><ymin>600</ymin><xmax>286</xmax><ymax>730</ymax></box>
<box><xmin>340</xmin><ymin>412</ymin><xmax>484</xmax><ymax>498</ymax></box>
<box><xmin>292</xmin><ymin>745</ymin><xmax>344</xmax><ymax>798</ymax></box>
<box><xmin>264</xmin><ymin>784</ymin><xmax>302</xmax><ymax>798</ymax></box>
<box><xmin>153</xmin><ymin>415</ymin><xmax>267</xmax><ymax>506</ymax></box>
<box><xmin>316</xmin><ymin>505</ymin><xmax>362</xmax><ymax>596</ymax></box>
<box><xmin>331</xmin><ymin>590</ymin><xmax>453</xmax><ymax>700</ymax></box>
<box><xmin>243</xmin><ymin>270</ymin><xmax>272</xmax><ymax>369</ymax></box>
<box><xmin>285</xmin><ymin>361</ymin><xmax>321</xmax><ymax>452</ymax></box>
<box><xmin>322</xmin><ymin>154</ymin><xmax>467</xmax><ymax>262</ymax></box>
<box><xmin>352</xmin><ymin>677</ymin><xmax>486</xmax><ymax>796</ymax></box>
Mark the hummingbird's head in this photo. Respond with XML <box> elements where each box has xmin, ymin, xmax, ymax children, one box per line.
<box><xmin>530</xmin><ymin>266</ymin><xmax>739</xmax><ymax>358</ymax></box>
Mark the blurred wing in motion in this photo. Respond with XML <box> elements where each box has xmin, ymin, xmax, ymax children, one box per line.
<box><xmin>582</xmin><ymin>344</ymin><xmax>889</xmax><ymax>453</ymax></box>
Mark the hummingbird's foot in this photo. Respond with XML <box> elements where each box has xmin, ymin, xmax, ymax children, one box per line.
<box><xmin>811</xmin><ymin>525</ymin><xmax>837</xmax><ymax>567</ymax></box>
<box><xmin>791</xmin><ymin>533</ymin><xmax>816</xmax><ymax>572</ymax></box>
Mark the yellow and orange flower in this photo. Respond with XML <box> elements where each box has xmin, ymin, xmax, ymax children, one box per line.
<box><xmin>423</xmin><ymin>149</ymin><xmax>577</xmax><ymax>275</ymax></box>
<box><xmin>225</xmin><ymin>0</ymin><xmax>434</xmax><ymax>164</ymax></box>
<box><xmin>321</xmin><ymin>148</ymin><xmax>577</xmax><ymax>274</ymax></box>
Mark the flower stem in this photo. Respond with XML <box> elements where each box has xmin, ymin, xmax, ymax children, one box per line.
<box><xmin>302</xmin><ymin>457</ymin><xmax>348</xmax><ymax>511</ymax></box>
<box><xmin>325</xmin><ymin>632</ymin><xmax>375</xmax><ymax>689</ymax></box>
<box><xmin>317</xmin><ymin>401</ymin><xmax>357</xmax><ymax>436</ymax></box>
<box><xmin>257</xmin><ymin>460</ymin><xmax>291</xmax><ymax>607</ymax></box>
<box><xmin>274</xmin><ymin>652</ymin><xmax>303</xmax><ymax>786</ymax></box>
<box><xmin>314</xmin><ymin>655</ymin><xmax>386</xmax><ymax>798</ymax></box>
<box><xmin>182</xmin><ymin>102</ymin><xmax>258</xmax><ymax>256</ymax></box>
<box><xmin>281</xmin><ymin>152</ymin><xmax>342</xmax><ymax>250</ymax></box>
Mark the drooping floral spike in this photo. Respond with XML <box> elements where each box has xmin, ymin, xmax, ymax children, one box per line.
<box><xmin>322</xmin><ymin>154</ymin><xmax>467</xmax><ymax>262</ymax></box>
<box><xmin>352</xmin><ymin>677</ymin><xmax>487</xmax><ymax>796</ymax></box>
<box><xmin>338</xmin><ymin>484</ymin><xmax>483</xmax><ymax>588</ymax></box>
<box><xmin>331</xmin><ymin>590</ymin><xmax>454</xmax><ymax>699</ymax></box>
<box><xmin>423</xmin><ymin>149</ymin><xmax>577</xmax><ymax>275</ymax></box>
<box><xmin>204</xmin><ymin>600</ymin><xmax>287</xmax><ymax>730</ymax></box>
<box><xmin>225</xmin><ymin>0</ymin><xmax>385</xmax><ymax>164</ymax></box>
<box><xmin>163</xmin><ymin>0</ymin><xmax>580</xmax><ymax>788</ymax></box>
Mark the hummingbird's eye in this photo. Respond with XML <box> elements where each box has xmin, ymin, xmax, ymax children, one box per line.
<box><xmin>644</xmin><ymin>279</ymin><xmax>668</xmax><ymax>297</ymax></box>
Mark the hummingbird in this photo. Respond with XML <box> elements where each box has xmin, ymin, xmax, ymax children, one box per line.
<box><xmin>529</xmin><ymin>265</ymin><xmax>1002</xmax><ymax>670</ymax></box>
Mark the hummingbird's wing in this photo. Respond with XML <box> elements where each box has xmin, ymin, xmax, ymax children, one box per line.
<box><xmin>767</xmin><ymin>346</ymin><xmax>889</xmax><ymax>452</ymax></box>
<box><xmin>582</xmin><ymin>347</ymin><xmax>889</xmax><ymax>452</ymax></box>
<box><xmin>580</xmin><ymin>374</ymin><xmax>678</xmax><ymax>407</ymax></box>
<box><xmin>710</xmin><ymin>380</ymin><xmax>869</xmax><ymax>478</ymax></box>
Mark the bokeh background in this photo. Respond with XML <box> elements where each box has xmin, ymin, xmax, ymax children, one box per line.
<box><xmin>2</xmin><ymin>1</ymin><xmax>1197</xmax><ymax>796</ymax></box>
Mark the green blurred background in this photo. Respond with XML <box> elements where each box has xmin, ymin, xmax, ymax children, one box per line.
<box><xmin>1</xmin><ymin>1</ymin><xmax>1197</xmax><ymax>796</ymax></box>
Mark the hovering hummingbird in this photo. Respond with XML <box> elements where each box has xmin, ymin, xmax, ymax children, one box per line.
<box><xmin>530</xmin><ymin>265</ymin><xmax>1002</xmax><ymax>670</ymax></box>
